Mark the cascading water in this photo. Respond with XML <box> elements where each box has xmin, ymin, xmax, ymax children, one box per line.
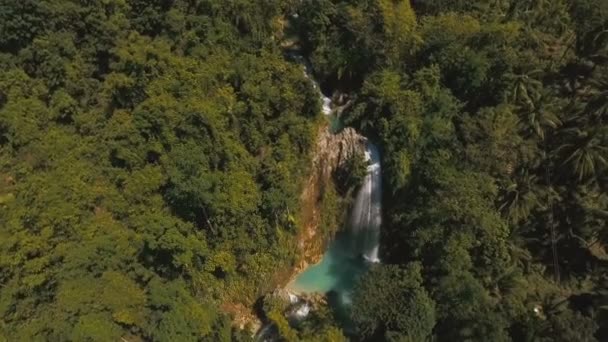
<box><xmin>293</xmin><ymin>52</ymin><xmax>382</xmax><ymax>263</ymax></box>
<box><xmin>285</xmin><ymin>139</ymin><xmax>382</xmax><ymax>334</ymax></box>
<box><xmin>295</xmin><ymin>54</ymin><xmax>333</xmax><ymax>116</ymax></box>
<box><xmin>286</xmin><ymin>52</ymin><xmax>382</xmax><ymax>300</ymax></box>
<box><xmin>349</xmin><ymin>143</ymin><xmax>382</xmax><ymax>263</ymax></box>
<box><xmin>255</xmin><ymin>50</ymin><xmax>382</xmax><ymax>340</ymax></box>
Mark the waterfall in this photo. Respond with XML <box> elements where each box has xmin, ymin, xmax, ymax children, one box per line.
<box><xmin>307</xmin><ymin>72</ymin><xmax>333</xmax><ymax>115</ymax></box>
<box><xmin>289</xmin><ymin>50</ymin><xmax>384</xmax><ymax>266</ymax></box>
<box><xmin>292</xmin><ymin>303</ymin><xmax>311</xmax><ymax>319</ymax></box>
<box><xmin>296</xmin><ymin>48</ymin><xmax>383</xmax><ymax>261</ymax></box>
<box><xmin>264</xmin><ymin>48</ymin><xmax>383</xmax><ymax>339</ymax></box>
<box><xmin>290</xmin><ymin>52</ymin><xmax>334</xmax><ymax>116</ymax></box>
<box><xmin>287</xmin><ymin>292</ymin><xmax>299</xmax><ymax>304</ymax></box>
<box><xmin>349</xmin><ymin>143</ymin><xmax>382</xmax><ymax>263</ymax></box>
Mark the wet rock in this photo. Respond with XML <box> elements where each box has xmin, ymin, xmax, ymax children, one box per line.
<box><xmin>312</xmin><ymin>127</ymin><xmax>367</xmax><ymax>184</ymax></box>
<box><xmin>294</xmin><ymin>126</ymin><xmax>366</xmax><ymax>275</ymax></box>
<box><xmin>271</xmin><ymin>288</ymin><xmax>300</xmax><ymax>304</ymax></box>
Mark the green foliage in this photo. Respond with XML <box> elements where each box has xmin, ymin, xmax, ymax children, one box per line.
<box><xmin>0</xmin><ymin>0</ymin><xmax>319</xmax><ymax>340</ymax></box>
<box><xmin>0</xmin><ymin>0</ymin><xmax>606</xmax><ymax>340</ymax></box>
<box><xmin>334</xmin><ymin>151</ymin><xmax>368</xmax><ymax>196</ymax></box>
<box><xmin>298</xmin><ymin>0</ymin><xmax>608</xmax><ymax>340</ymax></box>
<box><xmin>352</xmin><ymin>263</ymin><xmax>436</xmax><ymax>341</ymax></box>
<box><xmin>434</xmin><ymin>272</ymin><xmax>510</xmax><ymax>341</ymax></box>
<box><xmin>296</xmin><ymin>0</ymin><xmax>419</xmax><ymax>83</ymax></box>
<box><xmin>299</xmin><ymin>303</ymin><xmax>347</xmax><ymax>342</ymax></box>
<box><xmin>318</xmin><ymin>182</ymin><xmax>345</xmax><ymax>240</ymax></box>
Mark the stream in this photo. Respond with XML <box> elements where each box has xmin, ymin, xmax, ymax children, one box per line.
<box><xmin>256</xmin><ymin>51</ymin><xmax>382</xmax><ymax>341</ymax></box>
<box><xmin>286</xmin><ymin>54</ymin><xmax>382</xmax><ymax>327</ymax></box>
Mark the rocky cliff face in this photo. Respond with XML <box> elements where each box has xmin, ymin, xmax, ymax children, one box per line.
<box><xmin>224</xmin><ymin>126</ymin><xmax>366</xmax><ymax>335</ymax></box>
<box><xmin>311</xmin><ymin>126</ymin><xmax>367</xmax><ymax>183</ymax></box>
<box><xmin>295</xmin><ymin>126</ymin><xmax>367</xmax><ymax>273</ymax></box>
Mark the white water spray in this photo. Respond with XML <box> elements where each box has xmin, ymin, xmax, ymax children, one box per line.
<box><xmin>349</xmin><ymin>143</ymin><xmax>382</xmax><ymax>263</ymax></box>
<box><xmin>294</xmin><ymin>52</ymin><xmax>383</xmax><ymax>260</ymax></box>
<box><xmin>287</xmin><ymin>292</ymin><xmax>299</xmax><ymax>304</ymax></box>
<box><xmin>256</xmin><ymin>49</ymin><xmax>383</xmax><ymax>340</ymax></box>
<box><xmin>307</xmin><ymin>70</ymin><xmax>333</xmax><ymax>115</ymax></box>
<box><xmin>291</xmin><ymin>52</ymin><xmax>333</xmax><ymax>116</ymax></box>
<box><xmin>292</xmin><ymin>303</ymin><xmax>311</xmax><ymax>319</ymax></box>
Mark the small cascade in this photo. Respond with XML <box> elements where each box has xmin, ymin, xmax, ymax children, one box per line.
<box><xmin>272</xmin><ymin>46</ymin><xmax>383</xmax><ymax>337</ymax></box>
<box><xmin>321</xmin><ymin>95</ymin><xmax>332</xmax><ymax>116</ymax></box>
<box><xmin>285</xmin><ymin>291</ymin><xmax>311</xmax><ymax>320</ymax></box>
<box><xmin>287</xmin><ymin>292</ymin><xmax>299</xmax><ymax>304</ymax></box>
<box><xmin>291</xmin><ymin>303</ymin><xmax>311</xmax><ymax>320</ymax></box>
<box><xmin>288</xmin><ymin>52</ymin><xmax>334</xmax><ymax>116</ymax></box>
<box><xmin>305</xmin><ymin>67</ymin><xmax>333</xmax><ymax>115</ymax></box>
<box><xmin>349</xmin><ymin>143</ymin><xmax>382</xmax><ymax>263</ymax></box>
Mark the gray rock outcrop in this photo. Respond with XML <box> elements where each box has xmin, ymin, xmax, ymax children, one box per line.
<box><xmin>294</xmin><ymin>126</ymin><xmax>366</xmax><ymax>273</ymax></box>
<box><xmin>311</xmin><ymin>127</ymin><xmax>367</xmax><ymax>183</ymax></box>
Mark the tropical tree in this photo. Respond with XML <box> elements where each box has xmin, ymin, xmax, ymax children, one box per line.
<box><xmin>352</xmin><ymin>263</ymin><xmax>436</xmax><ymax>341</ymax></box>
<box><xmin>554</xmin><ymin>127</ymin><xmax>608</xmax><ymax>182</ymax></box>
<box><xmin>505</xmin><ymin>70</ymin><xmax>544</xmax><ymax>108</ymax></box>
<box><xmin>583</xmin><ymin>69</ymin><xmax>608</xmax><ymax>123</ymax></box>
<box><xmin>499</xmin><ymin>169</ymin><xmax>541</xmax><ymax>224</ymax></box>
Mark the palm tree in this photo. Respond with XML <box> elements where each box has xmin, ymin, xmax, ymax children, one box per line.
<box><xmin>505</xmin><ymin>70</ymin><xmax>544</xmax><ymax>109</ymax></box>
<box><xmin>505</xmin><ymin>225</ymin><xmax>534</xmax><ymax>271</ymax></box>
<box><xmin>499</xmin><ymin>168</ymin><xmax>541</xmax><ymax>224</ymax></box>
<box><xmin>525</xmin><ymin>102</ymin><xmax>562</xmax><ymax>140</ymax></box>
<box><xmin>507</xmin><ymin>0</ymin><xmax>570</xmax><ymax>35</ymax></box>
<box><xmin>584</xmin><ymin>69</ymin><xmax>608</xmax><ymax>123</ymax></box>
<box><xmin>517</xmin><ymin>90</ymin><xmax>563</xmax><ymax>140</ymax></box>
<box><xmin>554</xmin><ymin>127</ymin><xmax>608</xmax><ymax>182</ymax></box>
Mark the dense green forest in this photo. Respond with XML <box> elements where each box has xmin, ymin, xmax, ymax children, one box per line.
<box><xmin>294</xmin><ymin>0</ymin><xmax>607</xmax><ymax>341</ymax></box>
<box><xmin>1</xmin><ymin>0</ymin><xmax>607</xmax><ymax>341</ymax></box>
<box><xmin>0</xmin><ymin>1</ymin><xmax>322</xmax><ymax>340</ymax></box>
